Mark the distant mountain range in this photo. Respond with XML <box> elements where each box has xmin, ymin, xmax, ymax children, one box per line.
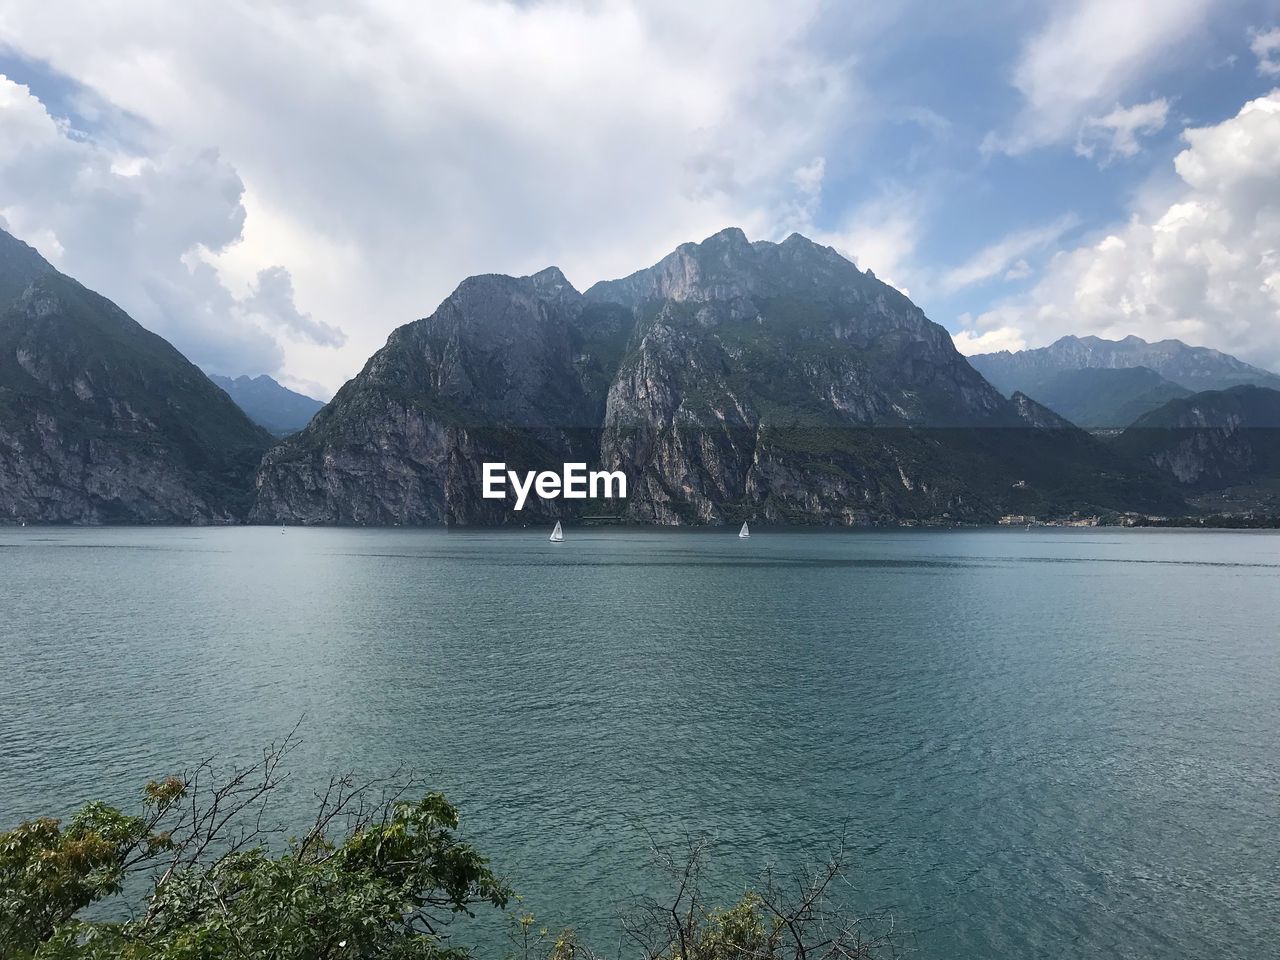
<box><xmin>0</xmin><ymin>229</ymin><xmax>271</xmax><ymax>523</ymax></box>
<box><xmin>971</xmin><ymin>335</ymin><xmax>1280</xmax><ymax>428</ymax></box>
<box><xmin>999</xmin><ymin>367</ymin><xmax>1192</xmax><ymax>430</ymax></box>
<box><xmin>3</xmin><ymin>223</ymin><xmax>1279</xmax><ymax>525</ymax></box>
<box><xmin>208</xmin><ymin>374</ymin><xmax>323</xmax><ymax>436</ymax></box>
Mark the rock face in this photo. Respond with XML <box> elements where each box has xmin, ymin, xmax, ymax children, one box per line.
<box><xmin>971</xmin><ymin>334</ymin><xmax>1280</xmax><ymax>398</ymax></box>
<box><xmin>253</xmin><ymin>228</ymin><xmax>1182</xmax><ymax>525</ymax></box>
<box><xmin>1118</xmin><ymin>386</ymin><xmax>1280</xmax><ymax>488</ymax></box>
<box><xmin>0</xmin><ymin>229</ymin><xmax>273</xmax><ymax>523</ymax></box>
<box><xmin>589</xmin><ymin>229</ymin><xmax>1013</xmax><ymax>524</ymax></box>
<box><xmin>250</xmin><ymin>268</ymin><xmax>632</xmax><ymax>525</ymax></box>
<box><xmin>209</xmin><ymin>374</ymin><xmax>324</xmax><ymax>436</ymax></box>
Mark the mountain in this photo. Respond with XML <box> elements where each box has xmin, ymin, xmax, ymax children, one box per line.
<box><xmin>0</xmin><ymin>228</ymin><xmax>273</xmax><ymax>523</ymax></box>
<box><xmin>1000</xmin><ymin>366</ymin><xmax>1193</xmax><ymax>430</ymax></box>
<box><xmin>1117</xmin><ymin>386</ymin><xmax>1280</xmax><ymax>489</ymax></box>
<box><xmin>251</xmin><ymin>267</ymin><xmax>632</xmax><ymax>525</ymax></box>
<box><xmin>583</xmin><ymin>229</ymin><xmax>1167</xmax><ymax>523</ymax></box>
<box><xmin>209</xmin><ymin>374</ymin><xmax>324</xmax><ymax>436</ymax></box>
<box><xmin>1008</xmin><ymin>391</ymin><xmax>1077</xmax><ymax>430</ymax></box>
<box><xmin>253</xmin><ymin>228</ymin><xmax>1182</xmax><ymax>526</ymax></box>
<box><xmin>971</xmin><ymin>334</ymin><xmax>1280</xmax><ymax>400</ymax></box>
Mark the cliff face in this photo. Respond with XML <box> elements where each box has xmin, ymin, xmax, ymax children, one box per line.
<box><xmin>0</xmin><ymin>230</ymin><xmax>273</xmax><ymax>524</ymax></box>
<box><xmin>250</xmin><ymin>269</ymin><xmax>633</xmax><ymax>525</ymax></box>
<box><xmin>253</xmin><ymin>228</ymin><xmax>1182</xmax><ymax>526</ymax></box>
<box><xmin>589</xmin><ymin>229</ymin><xmax>1024</xmax><ymax>524</ymax></box>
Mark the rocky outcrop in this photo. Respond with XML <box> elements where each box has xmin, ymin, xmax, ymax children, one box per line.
<box><xmin>0</xmin><ymin>229</ymin><xmax>273</xmax><ymax>524</ymax></box>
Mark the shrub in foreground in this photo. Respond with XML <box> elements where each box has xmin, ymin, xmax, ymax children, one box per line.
<box><xmin>0</xmin><ymin>733</ymin><xmax>895</xmax><ymax>959</ymax></box>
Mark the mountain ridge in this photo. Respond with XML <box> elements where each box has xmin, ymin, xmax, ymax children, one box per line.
<box><xmin>251</xmin><ymin>228</ymin><xmax>1183</xmax><ymax>526</ymax></box>
<box><xmin>209</xmin><ymin>373</ymin><xmax>324</xmax><ymax>436</ymax></box>
<box><xmin>971</xmin><ymin>334</ymin><xmax>1280</xmax><ymax>396</ymax></box>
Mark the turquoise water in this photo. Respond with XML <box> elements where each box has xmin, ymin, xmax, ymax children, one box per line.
<box><xmin>1</xmin><ymin>527</ymin><xmax>1278</xmax><ymax>958</ymax></box>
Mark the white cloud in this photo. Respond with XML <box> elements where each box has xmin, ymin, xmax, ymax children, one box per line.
<box><xmin>0</xmin><ymin>0</ymin><xmax>869</xmax><ymax>392</ymax></box>
<box><xmin>957</xmin><ymin>92</ymin><xmax>1280</xmax><ymax>373</ymax></box>
<box><xmin>1004</xmin><ymin>259</ymin><xmax>1032</xmax><ymax>281</ymax></box>
<box><xmin>985</xmin><ymin>0</ymin><xmax>1213</xmax><ymax>155</ymax></box>
<box><xmin>951</xmin><ymin>324</ymin><xmax>1028</xmax><ymax>356</ymax></box>
<box><xmin>0</xmin><ymin>74</ymin><xmax>313</xmax><ymax>375</ymax></box>
<box><xmin>791</xmin><ymin>157</ymin><xmax>827</xmax><ymax>200</ymax></box>
<box><xmin>238</xmin><ymin>266</ymin><xmax>345</xmax><ymax>349</ymax></box>
<box><xmin>1252</xmin><ymin>26</ymin><xmax>1280</xmax><ymax>75</ymax></box>
<box><xmin>942</xmin><ymin>214</ymin><xmax>1079</xmax><ymax>292</ymax></box>
<box><xmin>1076</xmin><ymin>98</ymin><xmax>1170</xmax><ymax>165</ymax></box>
<box><xmin>809</xmin><ymin>188</ymin><xmax>923</xmax><ymax>296</ymax></box>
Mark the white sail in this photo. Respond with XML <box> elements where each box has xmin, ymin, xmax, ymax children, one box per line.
<box><xmin>550</xmin><ymin>521</ymin><xmax>564</xmax><ymax>542</ymax></box>
<box><xmin>739</xmin><ymin>521</ymin><xmax>750</xmax><ymax>539</ymax></box>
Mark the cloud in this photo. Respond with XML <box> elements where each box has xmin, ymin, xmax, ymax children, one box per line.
<box><xmin>1252</xmin><ymin>26</ymin><xmax>1280</xmax><ymax>75</ymax></box>
<box><xmin>810</xmin><ymin>187</ymin><xmax>924</xmax><ymax>296</ymax></box>
<box><xmin>1004</xmin><ymin>259</ymin><xmax>1032</xmax><ymax>281</ymax></box>
<box><xmin>0</xmin><ymin>0</ymin><xmax>870</xmax><ymax>392</ymax></box>
<box><xmin>956</xmin><ymin>91</ymin><xmax>1280</xmax><ymax>373</ymax></box>
<box><xmin>239</xmin><ymin>266</ymin><xmax>345</xmax><ymax>349</ymax></box>
<box><xmin>951</xmin><ymin>324</ymin><xmax>1028</xmax><ymax>356</ymax></box>
<box><xmin>791</xmin><ymin>156</ymin><xmax>827</xmax><ymax>199</ymax></box>
<box><xmin>942</xmin><ymin>214</ymin><xmax>1079</xmax><ymax>292</ymax></box>
<box><xmin>0</xmin><ymin>75</ymin><xmax>318</xmax><ymax>375</ymax></box>
<box><xmin>1076</xmin><ymin>98</ymin><xmax>1170</xmax><ymax>165</ymax></box>
<box><xmin>984</xmin><ymin>0</ymin><xmax>1212</xmax><ymax>155</ymax></box>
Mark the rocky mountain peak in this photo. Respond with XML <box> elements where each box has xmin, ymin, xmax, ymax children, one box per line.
<box><xmin>584</xmin><ymin>227</ymin><xmax>874</xmax><ymax>309</ymax></box>
<box><xmin>528</xmin><ymin>265</ymin><xmax>580</xmax><ymax>307</ymax></box>
<box><xmin>1010</xmin><ymin>391</ymin><xmax>1075</xmax><ymax>430</ymax></box>
<box><xmin>530</xmin><ymin>265</ymin><xmax>575</xmax><ymax>294</ymax></box>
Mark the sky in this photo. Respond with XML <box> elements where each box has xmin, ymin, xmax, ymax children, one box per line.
<box><xmin>1</xmin><ymin>0</ymin><xmax>1279</xmax><ymax>399</ymax></box>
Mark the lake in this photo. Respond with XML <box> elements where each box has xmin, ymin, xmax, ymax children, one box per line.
<box><xmin>1</xmin><ymin>526</ymin><xmax>1277</xmax><ymax>958</ymax></box>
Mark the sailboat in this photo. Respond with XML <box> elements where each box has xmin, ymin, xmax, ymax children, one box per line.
<box><xmin>549</xmin><ymin>521</ymin><xmax>564</xmax><ymax>543</ymax></box>
<box><xmin>739</xmin><ymin>521</ymin><xmax>750</xmax><ymax>539</ymax></box>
